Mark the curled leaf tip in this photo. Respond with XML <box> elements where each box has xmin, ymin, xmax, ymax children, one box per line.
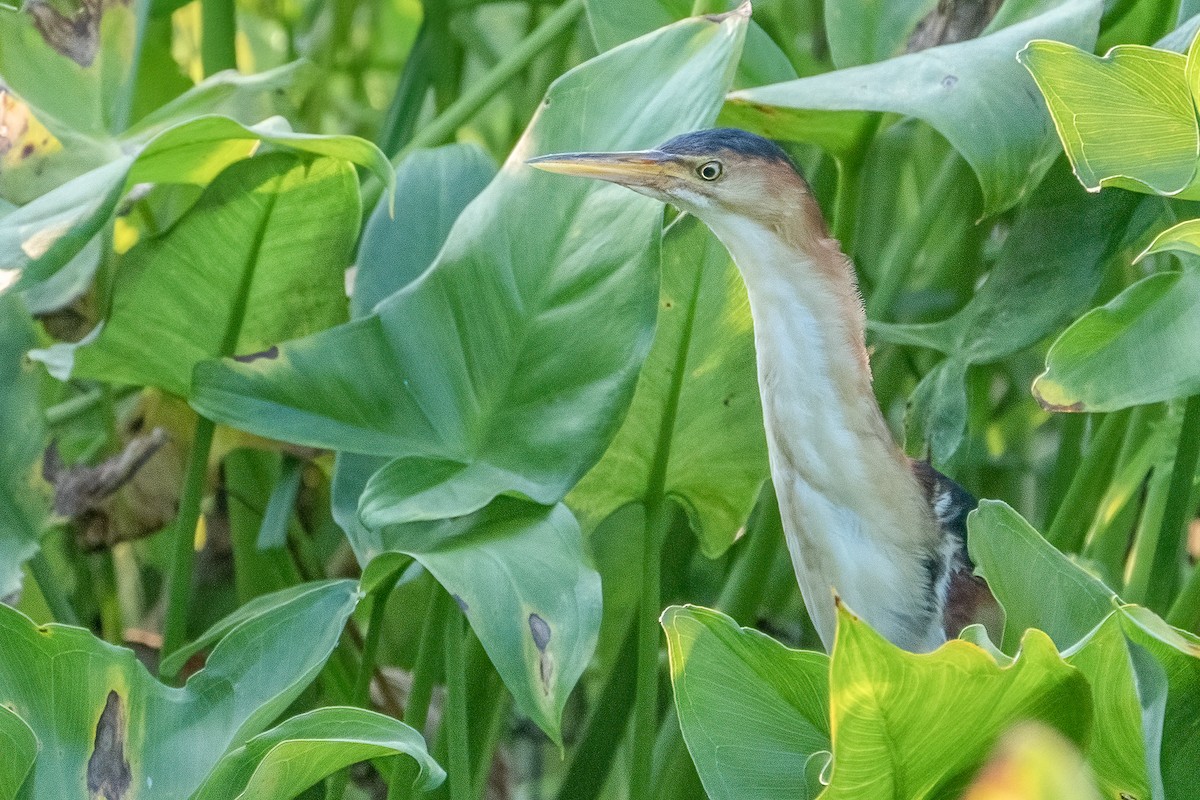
<box><xmin>1031</xmin><ymin>375</ymin><xmax>1083</xmax><ymax>413</ymax></box>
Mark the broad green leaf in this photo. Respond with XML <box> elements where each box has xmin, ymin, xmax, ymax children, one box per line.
<box><xmin>352</xmin><ymin>143</ymin><xmax>495</xmax><ymax>317</ymax></box>
<box><xmin>372</xmin><ymin>499</ymin><xmax>601</xmax><ymax>746</ymax></box>
<box><xmin>728</xmin><ymin>0</ymin><xmax>1103</xmax><ymax>214</ymax></box>
<box><xmin>1033</xmin><ymin>267</ymin><xmax>1200</xmax><ymax>412</ymax></box>
<box><xmin>824</xmin><ymin>0</ymin><xmax>939</xmax><ymax>68</ymax></box>
<box><xmin>1019</xmin><ymin>39</ymin><xmax>1200</xmax><ymax>197</ymax></box>
<box><xmin>821</xmin><ymin>605</ymin><xmax>1093</xmax><ymax>799</ymax></box>
<box><xmin>662</xmin><ymin>605</ymin><xmax>830</xmax><ymax>800</ymax></box>
<box><xmin>33</xmin><ymin>153</ymin><xmax>359</xmax><ymax>397</ymax></box>
<box><xmin>1118</xmin><ymin>605</ymin><xmax>1200</xmax><ymax>798</ymax></box>
<box><xmin>1062</xmin><ymin>614</ymin><xmax>1152</xmax><ymax>800</ymax></box>
<box><xmin>0</xmin><ymin>292</ymin><xmax>48</xmax><ymax>600</ymax></box>
<box><xmin>0</xmin><ymin>580</ymin><xmax>361</xmax><ymax>798</ymax></box>
<box><xmin>568</xmin><ymin>216</ymin><xmax>769</xmax><ymax>557</ymax></box>
<box><xmin>0</xmin><ymin>703</ymin><xmax>36</xmax><ymax>800</ymax></box>
<box><xmin>191</xmin><ymin>11</ymin><xmax>749</xmax><ymax>519</ymax></box>
<box><xmin>968</xmin><ymin>500</ymin><xmax>1116</xmax><ymax>652</ymax></box>
<box><xmin>960</xmin><ymin>722</ymin><xmax>1102</xmax><ymax>800</ymax></box>
<box><xmin>190</xmin><ymin>707</ymin><xmax>443</xmax><ymax>800</ymax></box>
<box><xmin>873</xmin><ymin>161</ymin><xmax>1142</xmax><ymax>460</ymax></box>
<box><xmin>0</xmin><ymin>0</ymin><xmax>134</xmax><ymax>136</ymax></box>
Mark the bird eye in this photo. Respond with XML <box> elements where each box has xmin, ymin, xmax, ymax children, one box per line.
<box><xmin>697</xmin><ymin>161</ymin><xmax>722</xmax><ymax>181</ymax></box>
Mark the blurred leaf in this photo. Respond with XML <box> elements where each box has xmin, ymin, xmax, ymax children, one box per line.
<box><xmin>960</xmin><ymin>722</ymin><xmax>1102</xmax><ymax>800</ymax></box>
<box><xmin>0</xmin><ymin>0</ymin><xmax>134</xmax><ymax>135</ymax></box>
<box><xmin>1019</xmin><ymin>38</ymin><xmax>1200</xmax><ymax>197</ymax></box>
<box><xmin>0</xmin><ymin>580</ymin><xmax>361</xmax><ymax>798</ymax></box>
<box><xmin>1117</xmin><ymin>605</ymin><xmax>1200</xmax><ymax>797</ymax></box>
<box><xmin>568</xmin><ymin>216</ymin><xmax>768</xmax><ymax>557</ymax></box>
<box><xmin>1033</xmin><ymin>266</ymin><xmax>1200</xmax><ymax>412</ymax></box>
<box><xmin>661</xmin><ymin>605</ymin><xmax>830</xmax><ymax>800</ymax></box>
<box><xmin>728</xmin><ymin>0</ymin><xmax>1103</xmax><ymax>214</ymax></box>
<box><xmin>0</xmin><ymin>292</ymin><xmax>48</xmax><ymax>600</ymax></box>
<box><xmin>0</xmin><ymin>703</ymin><xmax>36</xmax><ymax>800</ymax></box>
<box><xmin>191</xmin><ymin>11</ymin><xmax>749</xmax><ymax>521</ymax></box>
<box><xmin>1062</xmin><ymin>614</ymin><xmax>1152</xmax><ymax>800</ymax></box>
<box><xmin>33</xmin><ymin>153</ymin><xmax>359</xmax><ymax>397</ymax></box>
<box><xmin>821</xmin><ymin>605</ymin><xmax>1093</xmax><ymax>799</ymax></box>
<box><xmin>190</xmin><ymin>707</ymin><xmax>443</xmax><ymax>800</ymax></box>
<box><xmin>0</xmin><ymin>90</ymin><xmax>115</xmax><ymax>204</ymax></box>
<box><xmin>968</xmin><ymin>500</ymin><xmax>1116</xmax><ymax>652</ymax></box>
<box><xmin>372</xmin><ymin>499</ymin><xmax>601</xmax><ymax>746</ymax></box>
<box><xmin>824</xmin><ymin>0</ymin><xmax>938</xmax><ymax>68</ymax></box>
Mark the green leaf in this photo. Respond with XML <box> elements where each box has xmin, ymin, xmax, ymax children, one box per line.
<box><xmin>662</xmin><ymin>605</ymin><xmax>830</xmax><ymax>800</ymax></box>
<box><xmin>1062</xmin><ymin>614</ymin><xmax>1152</xmax><ymax>800</ymax></box>
<box><xmin>0</xmin><ymin>580</ymin><xmax>361</xmax><ymax>798</ymax></box>
<box><xmin>191</xmin><ymin>10</ymin><xmax>749</xmax><ymax>518</ymax></box>
<box><xmin>1117</xmin><ymin>605</ymin><xmax>1200</xmax><ymax>797</ymax></box>
<box><xmin>372</xmin><ymin>499</ymin><xmax>601</xmax><ymax>746</ymax></box>
<box><xmin>727</xmin><ymin>0</ymin><xmax>1103</xmax><ymax>214</ymax></box>
<box><xmin>0</xmin><ymin>703</ymin><xmax>36</xmax><ymax>800</ymax></box>
<box><xmin>1033</xmin><ymin>266</ymin><xmax>1200</xmax><ymax>412</ymax></box>
<box><xmin>1019</xmin><ymin>39</ymin><xmax>1200</xmax><ymax>197</ymax></box>
<box><xmin>824</xmin><ymin>0</ymin><xmax>938</xmax><ymax>68</ymax></box>
<box><xmin>190</xmin><ymin>707</ymin><xmax>444</xmax><ymax>800</ymax></box>
<box><xmin>968</xmin><ymin>500</ymin><xmax>1117</xmax><ymax>652</ymax></box>
<box><xmin>821</xmin><ymin>605</ymin><xmax>1093</xmax><ymax>799</ymax></box>
<box><xmin>568</xmin><ymin>216</ymin><xmax>769</xmax><ymax>557</ymax></box>
<box><xmin>0</xmin><ymin>292</ymin><xmax>48</xmax><ymax>600</ymax></box>
<box><xmin>33</xmin><ymin>153</ymin><xmax>359</xmax><ymax>397</ymax></box>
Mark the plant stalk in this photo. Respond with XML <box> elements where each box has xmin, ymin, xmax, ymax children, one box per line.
<box><xmin>112</xmin><ymin>0</ymin><xmax>153</xmax><ymax>133</ymax></box>
<box><xmin>630</xmin><ymin>497</ymin><xmax>669</xmax><ymax>800</ymax></box>
<box><xmin>1046</xmin><ymin>410</ymin><xmax>1130</xmax><ymax>552</ymax></box>
<box><xmin>160</xmin><ymin>414</ymin><xmax>216</xmax><ymax>669</ymax></box>
<box><xmin>443</xmin><ymin>599</ymin><xmax>471</xmax><ymax>800</ymax></box>
<box><xmin>201</xmin><ymin>0</ymin><xmax>239</xmax><ymax>76</ymax></box>
<box><xmin>1146</xmin><ymin>393</ymin><xmax>1200</xmax><ymax>611</ymax></box>
<box><xmin>28</xmin><ymin>550</ymin><xmax>79</xmax><ymax>626</ymax></box>
<box><xmin>390</xmin><ymin>584</ymin><xmax>449</xmax><ymax>800</ymax></box>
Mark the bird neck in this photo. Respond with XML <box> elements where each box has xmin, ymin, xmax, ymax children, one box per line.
<box><xmin>701</xmin><ymin>200</ymin><xmax>944</xmax><ymax>652</ymax></box>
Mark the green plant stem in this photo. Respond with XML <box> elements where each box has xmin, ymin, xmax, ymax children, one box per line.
<box><xmin>112</xmin><ymin>0</ymin><xmax>152</xmax><ymax>133</ymax></box>
<box><xmin>160</xmin><ymin>414</ymin><xmax>217</xmax><ymax>670</ymax></box>
<box><xmin>378</xmin><ymin>18</ymin><xmax>439</xmax><ymax>156</ymax></box>
<box><xmin>28</xmin><ymin>550</ymin><xmax>78</xmax><ymax>626</ymax></box>
<box><xmin>390</xmin><ymin>585</ymin><xmax>449</xmax><ymax>800</ymax></box>
<box><xmin>630</xmin><ymin>497</ymin><xmax>670</xmax><ymax>800</ymax></box>
<box><xmin>443</xmin><ymin>600</ymin><xmax>471</xmax><ymax>800</ymax></box>
<box><xmin>866</xmin><ymin>153</ymin><xmax>970</xmax><ymax>322</ymax></box>
<box><xmin>717</xmin><ymin>484</ymin><xmax>783</xmax><ymax>624</ymax></box>
<box><xmin>364</xmin><ymin>0</ymin><xmax>583</xmax><ymax>210</ymax></box>
<box><xmin>1146</xmin><ymin>393</ymin><xmax>1200</xmax><ymax>611</ymax></box>
<box><xmin>1167</xmin><ymin>558</ymin><xmax>1200</xmax><ymax>632</ymax></box>
<box><xmin>690</xmin><ymin>0</ymin><xmax>725</xmax><ymax>13</ymax></box>
<box><xmin>1046</xmin><ymin>410</ymin><xmax>1130</xmax><ymax>552</ymax></box>
<box><xmin>201</xmin><ymin>0</ymin><xmax>239</xmax><ymax>76</ymax></box>
<box><xmin>1124</xmin><ymin>463</ymin><xmax>1173</xmax><ymax>605</ymax></box>
<box><xmin>1043</xmin><ymin>412</ymin><xmax>1086</xmax><ymax>528</ymax></box>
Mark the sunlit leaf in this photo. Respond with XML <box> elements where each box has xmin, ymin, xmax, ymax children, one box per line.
<box><xmin>569</xmin><ymin>216</ymin><xmax>768</xmax><ymax>557</ymax></box>
<box><xmin>968</xmin><ymin>500</ymin><xmax>1116</xmax><ymax>652</ymax></box>
<box><xmin>1019</xmin><ymin>38</ymin><xmax>1200</xmax><ymax>196</ymax></box>
<box><xmin>728</xmin><ymin>0</ymin><xmax>1103</xmax><ymax>214</ymax></box>
<box><xmin>662</xmin><ymin>605</ymin><xmax>830</xmax><ymax>800</ymax></box>
<box><xmin>32</xmin><ymin>153</ymin><xmax>359</xmax><ymax>397</ymax></box>
<box><xmin>821</xmin><ymin>605</ymin><xmax>1093</xmax><ymax>799</ymax></box>
<box><xmin>0</xmin><ymin>703</ymin><xmax>36</xmax><ymax>800</ymax></box>
<box><xmin>0</xmin><ymin>580</ymin><xmax>361</xmax><ymax>798</ymax></box>
<box><xmin>190</xmin><ymin>707</ymin><xmax>443</xmax><ymax>800</ymax></box>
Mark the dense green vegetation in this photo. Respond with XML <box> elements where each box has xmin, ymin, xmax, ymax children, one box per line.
<box><xmin>2</xmin><ymin>0</ymin><xmax>1200</xmax><ymax>797</ymax></box>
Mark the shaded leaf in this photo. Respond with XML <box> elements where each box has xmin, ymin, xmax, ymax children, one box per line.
<box><xmin>568</xmin><ymin>216</ymin><xmax>768</xmax><ymax>557</ymax></box>
<box><xmin>824</xmin><ymin>0</ymin><xmax>939</xmax><ymax>68</ymax></box>
<box><xmin>372</xmin><ymin>499</ymin><xmax>601</xmax><ymax>746</ymax></box>
<box><xmin>727</xmin><ymin>0</ymin><xmax>1103</xmax><ymax>214</ymax></box>
<box><xmin>0</xmin><ymin>703</ymin><xmax>36</xmax><ymax>800</ymax></box>
<box><xmin>0</xmin><ymin>580</ymin><xmax>361</xmax><ymax>797</ymax></box>
<box><xmin>33</xmin><ymin>153</ymin><xmax>359</xmax><ymax>397</ymax></box>
<box><xmin>968</xmin><ymin>500</ymin><xmax>1116</xmax><ymax>652</ymax></box>
<box><xmin>821</xmin><ymin>605</ymin><xmax>1093</xmax><ymax>799</ymax></box>
<box><xmin>190</xmin><ymin>707</ymin><xmax>443</xmax><ymax>800</ymax></box>
<box><xmin>662</xmin><ymin>605</ymin><xmax>830</xmax><ymax>800</ymax></box>
<box><xmin>191</xmin><ymin>10</ymin><xmax>749</xmax><ymax>520</ymax></box>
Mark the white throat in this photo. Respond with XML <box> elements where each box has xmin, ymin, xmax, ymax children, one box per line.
<box><xmin>704</xmin><ymin>213</ymin><xmax>944</xmax><ymax>652</ymax></box>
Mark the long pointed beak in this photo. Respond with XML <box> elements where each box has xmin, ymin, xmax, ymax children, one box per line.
<box><xmin>526</xmin><ymin>150</ymin><xmax>675</xmax><ymax>188</ymax></box>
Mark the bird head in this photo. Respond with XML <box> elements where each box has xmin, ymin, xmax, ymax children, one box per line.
<box><xmin>527</xmin><ymin>128</ymin><xmax>809</xmax><ymax>228</ymax></box>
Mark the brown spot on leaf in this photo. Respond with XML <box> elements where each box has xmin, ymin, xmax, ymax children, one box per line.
<box><xmin>528</xmin><ymin>613</ymin><xmax>550</xmax><ymax>652</ymax></box>
<box><xmin>20</xmin><ymin>143</ymin><xmax>34</xmax><ymax>159</ymax></box>
<box><xmin>27</xmin><ymin>0</ymin><xmax>127</xmax><ymax>67</ymax></box>
<box><xmin>538</xmin><ymin>652</ymin><xmax>554</xmax><ymax>695</ymax></box>
<box><xmin>233</xmin><ymin>345</ymin><xmax>279</xmax><ymax>363</ymax></box>
<box><xmin>87</xmin><ymin>691</ymin><xmax>131</xmax><ymax>800</ymax></box>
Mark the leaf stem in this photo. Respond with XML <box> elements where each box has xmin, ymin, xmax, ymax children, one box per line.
<box><xmin>390</xmin><ymin>584</ymin><xmax>448</xmax><ymax>800</ymax></box>
<box><xmin>444</xmin><ymin>598</ymin><xmax>471</xmax><ymax>800</ymax></box>
<box><xmin>201</xmin><ymin>0</ymin><xmax>239</xmax><ymax>76</ymax></box>
<box><xmin>1046</xmin><ymin>410</ymin><xmax>1129</xmax><ymax>552</ymax></box>
<box><xmin>28</xmin><ymin>550</ymin><xmax>78</xmax><ymax>626</ymax></box>
<box><xmin>112</xmin><ymin>0</ymin><xmax>152</xmax><ymax>133</ymax></box>
<box><xmin>160</xmin><ymin>413</ymin><xmax>216</xmax><ymax>670</ymax></box>
<box><xmin>631</xmin><ymin>497</ymin><xmax>670</xmax><ymax>800</ymax></box>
